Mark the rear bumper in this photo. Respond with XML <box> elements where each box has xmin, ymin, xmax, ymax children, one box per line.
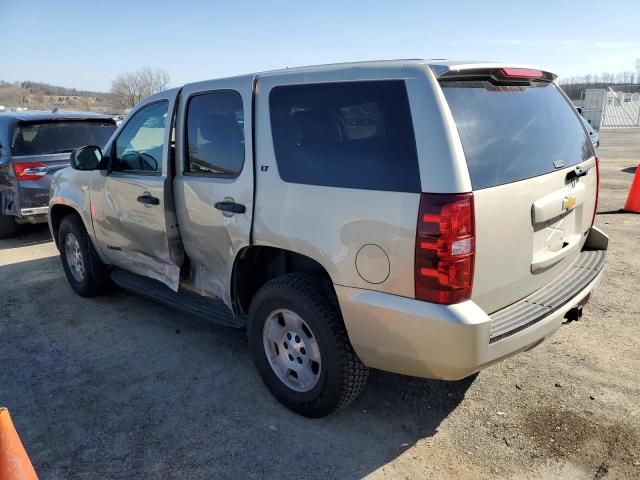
<box><xmin>12</xmin><ymin>187</ymin><xmax>49</xmax><ymax>223</ymax></box>
<box><xmin>20</xmin><ymin>206</ymin><xmax>48</xmax><ymax>216</ymax></box>
<box><xmin>336</xmin><ymin>228</ymin><xmax>607</xmax><ymax>380</ymax></box>
<box><xmin>1</xmin><ymin>158</ymin><xmax>66</xmax><ymax>218</ymax></box>
<box><xmin>16</xmin><ymin>207</ymin><xmax>48</xmax><ymax>224</ymax></box>
<box><xmin>1</xmin><ymin>185</ymin><xmax>50</xmax><ymax>220</ymax></box>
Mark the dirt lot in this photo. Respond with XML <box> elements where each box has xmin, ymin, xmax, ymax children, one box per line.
<box><xmin>1</xmin><ymin>131</ymin><xmax>639</xmax><ymax>479</ymax></box>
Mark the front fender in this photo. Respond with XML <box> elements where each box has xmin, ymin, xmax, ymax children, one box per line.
<box><xmin>48</xmin><ymin>168</ymin><xmax>105</xmax><ymax>261</ymax></box>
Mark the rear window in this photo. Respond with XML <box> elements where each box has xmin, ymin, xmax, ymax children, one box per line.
<box><xmin>441</xmin><ymin>81</ymin><xmax>592</xmax><ymax>189</ymax></box>
<box><xmin>269</xmin><ymin>80</ymin><xmax>420</xmax><ymax>193</ymax></box>
<box><xmin>11</xmin><ymin>120</ymin><xmax>116</xmax><ymax>156</ymax></box>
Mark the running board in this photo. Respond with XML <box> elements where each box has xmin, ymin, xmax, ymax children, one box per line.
<box><xmin>111</xmin><ymin>269</ymin><xmax>245</xmax><ymax>329</ymax></box>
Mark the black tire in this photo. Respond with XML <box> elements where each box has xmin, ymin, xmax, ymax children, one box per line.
<box><xmin>58</xmin><ymin>214</ymin><xmax>111</xmax><ymax>297</ymax></box>
<box><xmin>0</xmin><ymin>213</ymin><xmax>18</xmax><ymax>239</ymax></box>
<box><xmin>248</xmin><ymin>273</ymin><xmax>369</xmax><ymax>417</ymax></box>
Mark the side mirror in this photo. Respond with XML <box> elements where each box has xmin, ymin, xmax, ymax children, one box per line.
<box><xmin>71</xmin><ymin>145</ymin><xmax>103</xmax><ymax>171</ymax></box>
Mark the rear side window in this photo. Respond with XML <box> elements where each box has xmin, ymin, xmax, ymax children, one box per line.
<box><xmin>441</xmin><ymin>81</ymin><xmax>592</xmax><ymax>189</ymax></box>
<box><xmin>11</xmin><ymin>120</ymin><xmax>116</xmax><ymax>156</ymax></box>
<box><xmin>269</xmin><ymin>81</ymin><xmax>420</xmax><ymax>192</ymax></box>
<box><xmin>185</xmin><ymin>91</ymin><xmax>244</xmax><ymax>177</ymax></box>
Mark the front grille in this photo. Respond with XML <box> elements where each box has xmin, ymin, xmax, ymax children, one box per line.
<box><xmin>489</xmin><ymin>249</ymin><xmax>606</xmax><ymax>343</ymax></box>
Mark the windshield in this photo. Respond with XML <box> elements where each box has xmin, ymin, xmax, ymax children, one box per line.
<box><xmin>11</xmin><ymin>120</ymin><xmax>116</xmax><ymax>156</ymax></box>
<box><xmin>441</xmin><ymin>81</ymin><xmax>593</xmax><ymax>189</ymax></box>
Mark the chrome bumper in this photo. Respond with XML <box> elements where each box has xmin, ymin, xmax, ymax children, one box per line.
<box><xmin>20</xmin><ymin>206</ymin><xmax>49</xmax><ymax>216</ymax></box>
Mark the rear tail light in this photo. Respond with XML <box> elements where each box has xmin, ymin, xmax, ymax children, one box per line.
<box><xmin>592</xmin><ymin>156</ymin><xmax>600</xmax><ymax>226</ymax></box>
<box><xmin>415</xmin><ymin>193</ymin><xmax>475</xmax><ymax>304</ymax></box>
<box><xmin>14</xmin><ymin>162</ymin><xmax>48</xmax><ymax>181</ymax></box>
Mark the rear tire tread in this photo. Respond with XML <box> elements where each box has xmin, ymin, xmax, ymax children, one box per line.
<box><xmin>249</xmin><ymin>273</ymin><xmax>369</xmax><ymax>416</ymax></box>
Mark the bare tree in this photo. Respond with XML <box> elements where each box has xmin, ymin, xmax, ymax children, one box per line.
<box><xmin>111</xmin><ymin>67</ymin><xmax>170</xmax><ymax>108</ymax></box>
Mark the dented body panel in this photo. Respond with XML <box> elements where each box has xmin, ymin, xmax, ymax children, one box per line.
<box><xmin>173</xmin><ymin>75</ymin><xmax>255</xmax><ymax>308</ymax></box>
<box><xmin>90</xmin><ymin>90</ymin><xmax>183</xmax><ymax>290</ymax></box>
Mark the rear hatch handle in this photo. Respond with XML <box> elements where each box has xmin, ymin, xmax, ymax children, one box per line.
<box><xmin>566</xmin><ymin>159</ymin><xmax>596</xmax><ymax>182</ymax></box>
<box><xmin>566</xmin><ymin>165</ymin><xmax>591</xmax><ymax>181</ymax></box>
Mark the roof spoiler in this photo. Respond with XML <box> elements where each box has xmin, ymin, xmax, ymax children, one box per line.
<box><xmin>429</xmin><ymin>63</ymin><xmax>557</xmax><ymax>82</ymax></box>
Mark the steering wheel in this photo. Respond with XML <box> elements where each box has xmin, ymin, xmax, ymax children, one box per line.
<box><xmin>137</xmin><ymin>152</ymin><xmax>158</xmax><ymax>171</ymax></box>
<box><xmin>120</xmin><ymin>152</ymin><xmax>158</xmax><ymax>172</ymax></box>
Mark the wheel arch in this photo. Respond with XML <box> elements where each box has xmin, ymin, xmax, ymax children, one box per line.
<box><xmin>49</xmin><ymin>204</ymin><xmax>89</xmax><ymax>249</ymax></box>
<box><xmin>231</xmin><ymin>245</ymin><xmax>334</xmax><ymax>314</ymax></box>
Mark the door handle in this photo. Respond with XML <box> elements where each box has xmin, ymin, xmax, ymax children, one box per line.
<box><xmin>214</xmin><ymin>201</ymin><xmax>246</xmax><ymax>214</ymax></box>
<box><xmin>137</xmin><ymin>193</ymin><xmax>160</xmax><ymax>206</ymax></box>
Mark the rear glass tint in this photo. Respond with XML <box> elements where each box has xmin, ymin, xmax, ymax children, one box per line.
<box><xmin>269</xmin><ymin>81</ymin><xmax>420</xmax><ymax>192</ymax></box>
<box><xmin>185</xmin><ymin>91</ymin><xmax>245</xmax><ymax>177</ymax></box>
<box><xmin>441</xmin><ymin>81</ymin><xmax>593</xmax><ymax>189</ymax></box>
<box><xmin>12</xmin><ymin>120</ymin><xmax>116</xmax><ymax>156</ymax></box>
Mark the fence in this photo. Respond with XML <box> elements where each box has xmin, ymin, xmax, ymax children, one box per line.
<box><xmin>580</xmin><ymin>87</ymin><xmax>640</xmax><ymax>129</ymax></box>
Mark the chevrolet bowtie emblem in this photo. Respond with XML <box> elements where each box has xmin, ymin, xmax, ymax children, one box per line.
<box><xmin>563</xmin><ymin>195</ymin><xmax>577</xmax><ymax>210</ymax></box>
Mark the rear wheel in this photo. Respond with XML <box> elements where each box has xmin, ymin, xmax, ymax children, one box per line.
<box><xmin>58</xmin><ymin>215</ymin><xmax>110</xmax><ymax>296</ymax></box>
<box><xmin>0</xmin><ymin>213</ymin><xmax>18</xmax><ymax>239</ymax></box>
<box><xmin>248</xmin><ymin>273</ymin><xmax>369</xmax><ymax>417</ymax></box>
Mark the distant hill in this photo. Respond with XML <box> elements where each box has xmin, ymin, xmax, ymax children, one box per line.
<box><xmin>0</xmin><ymin>80</ymin><xmax>121</xmax><ymax>113</ymax></box>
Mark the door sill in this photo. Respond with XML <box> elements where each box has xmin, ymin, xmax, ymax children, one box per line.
<box><xmin>111</xmin><ymin>269</ymin><xmax>245</xmax><ymax>328</ymax></box>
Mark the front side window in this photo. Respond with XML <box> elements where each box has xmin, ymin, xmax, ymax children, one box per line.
<box><xmin>185</xmin><ymin>91</ymin><xmax>244</xmax><ymax>177</ymax></box>
<box><xmin>11</xmin><ymin>120</ymin><xmax>116</xmax><ymax>156</ymax></box>
<box><xmin>269</xmin><ymin>80</ymin><xmax>420</xmax><ymax>193</ymax></box>
<box><xmin>113</xmin><ymin>101</ymin><xmax>168</xmax><ymax>173</ymax></box>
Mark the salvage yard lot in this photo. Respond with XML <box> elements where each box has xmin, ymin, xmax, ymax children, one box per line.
<box><xmin>1</xmin><ymin>131</ymin><xmax>639</xmax><ymax>479</ymax></box>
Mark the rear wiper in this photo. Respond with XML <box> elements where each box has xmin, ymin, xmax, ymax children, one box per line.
<box><xmin>44</xmin><ymin>149</ymin><xmax>74</xmax><ymax>155</ymax></box>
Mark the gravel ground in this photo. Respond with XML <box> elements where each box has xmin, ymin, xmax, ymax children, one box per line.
<box><xmin>1</xmin><ymin>131</ymin><xmax>639</xmax><ymax>479</ymax></box>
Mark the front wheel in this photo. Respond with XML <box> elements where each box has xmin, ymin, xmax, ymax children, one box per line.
<box><xmin>58</xmin><ymin>215</ymin><xmax>110</xmax><ymax>297</ymax></box>
<box><xmin>248</xmin><ymin>273</ymin><xmax>369</xmax><ymax>417</ymax></box>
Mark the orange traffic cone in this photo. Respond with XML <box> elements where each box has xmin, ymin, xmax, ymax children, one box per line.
<box><xmin>624</xmin><ymin>164</ymin><xmax>640</xmax><ymax>213</ymax></box>
<box><xmin>0</xmin><ymin>408</ymin><xmax>38</xmax><ymax>480</ymax></box>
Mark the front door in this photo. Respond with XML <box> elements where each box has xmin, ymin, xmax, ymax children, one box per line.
<box><xmin>173</xmin><ymin>77</ymin><xmax>255</xmax><ymax>307</ymax></box>
<box><xmin>91</xmin><ymin>90</ymin><xmax>183</xmax><ymax>290</ymax></box>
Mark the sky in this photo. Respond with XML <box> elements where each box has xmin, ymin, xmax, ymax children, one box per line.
<box><xmin>1</xmin><ymin>0</ymin><xmax>639</xmax><ymax>92</ymax></box>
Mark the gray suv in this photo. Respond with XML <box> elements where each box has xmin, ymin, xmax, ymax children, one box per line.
<box><xmin>48</xmin><ymin>60</ymin><xmax>607</xmax><ymax>417</ymax></box>
<box><xmin>0</xmin><ymin>111</ymin><xmax>116</xmax><ymax>238</ymax></box>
